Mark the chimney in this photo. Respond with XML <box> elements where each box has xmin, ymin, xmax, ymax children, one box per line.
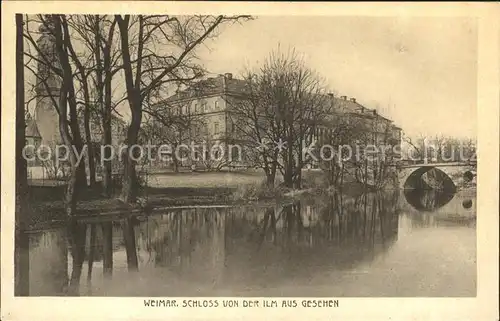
<box><xmin>350</xmin><ymin>97</ymin><xmax>356</xmax><ymax>103</ymax></box>
<box><xmin>340</xmin><ymin>95</ymin><xmax>347</xmax><ymax>100</ymax></box>
<box><xmin>373</xmin><ymin>109</ymin><xmax>377</xmax><ymax>115</ymax></box>
<box><xmin>224</xmin><ymin>73</ymin><xmax>233</xmax><ymax>80</ymax></box>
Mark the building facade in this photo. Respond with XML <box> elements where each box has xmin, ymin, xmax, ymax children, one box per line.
<box><xmin>155</xmin><ymin>73</ymin><xmax>248</xmax><ymax>169</ymax></box>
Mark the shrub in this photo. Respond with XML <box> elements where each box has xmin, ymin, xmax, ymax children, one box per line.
<box><xmin>232</xmin><ymin>179</ymin><xmax>285</xmax><ymax>201</ymax></box>
<box><xmin>301</xmin><ymin>170</ymin><xmax>329</xmax><ymax>189</ymax></box>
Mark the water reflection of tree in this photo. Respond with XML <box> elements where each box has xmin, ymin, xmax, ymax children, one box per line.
<box><xmin>66</xmin><ymin>219</ymin><xmax>87</xmax><ymax>295</ymax></box>
<box><xmin>201</xmin><ymin>192</ymin><xmax>400</xmax><ymax>287</ymax></box>
<box><xmin>141</xmin><ymin>209</ymin><xmax>228</xmax><ymax>273</ymax></box>
<box><xmin>241</xmin><ymin>191</ymin><xmax>400</xmax><ymax>260</ymax></box>
<box><xmin>53</xmin><ymin>193</ymin><xmax>400</xmax><ymax>294</ymax></box>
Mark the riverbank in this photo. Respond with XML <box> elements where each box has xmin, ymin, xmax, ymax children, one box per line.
<box><xmin>23</xmin><ymin>170</ymin><xmax>386</xmax><ymax>230</ymax></box>
<box><xmin>25</xmin><ymin>184</ymin><xmax>233</xmax><ymax>228</ymax></box>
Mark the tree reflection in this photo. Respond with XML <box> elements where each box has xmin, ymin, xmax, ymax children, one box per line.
<box><xmin>66</xmin><ymin>219</ymin><xmax>87</xmax><ymax>295</ymax></box>
<box><xmin>28</xmin><ymin>192</ymin><xmax>402</xmax><ymax>296</ymax></box>
<box><xmin>122</xmin><ymin>216</ymin><xmax>139</xmax><ymax>272</ymax></box>
<box><xmin>101</xmin><ymin>221</ymin><xmax>113</xmax><ymax>278</ymax></box>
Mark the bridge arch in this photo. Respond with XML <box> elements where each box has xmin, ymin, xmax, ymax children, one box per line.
<box><xmin>398</xmin><ymin>163</ymin><xmax>475</xmax><ymax>191</ymax></box>
<box><xmin>402</xmin><ymin>167</ymin><xmax>456</xmax><ymax>191</ymax></box>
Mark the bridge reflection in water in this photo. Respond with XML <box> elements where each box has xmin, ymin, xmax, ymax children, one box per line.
<box><xmin>25</xmin><ymin>189</ymin><xmax>476</xmax><ymax>297</ymax></box>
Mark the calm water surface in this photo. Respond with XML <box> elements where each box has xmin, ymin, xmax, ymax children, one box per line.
<box><xmin>27</xmin><ymin>189</ymin><xmax>476</xmax><ymax>297</ymax></box>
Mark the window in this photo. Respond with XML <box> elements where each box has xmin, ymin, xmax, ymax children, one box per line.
<box><xmin>229</xmin><ymin>145</ymin><xmax>240</xmax><ymax>160</ymax></box>
<box><xmin>214</xmin><ymin>122</ymin><xmax>219</xmax><ymax>134</ymax></box>
<box><xmin>214</xmin><ymin>101</ymin><xmax>219</xmax><ymax>110</ymax></box>
<box><xmin>194</xmin><ymin>103</ymin><xmax>199</xmax><ymax>113</ymax></box>
<box><xmin>202</xmin><ymin>102</ymin><xmax>207</xmax><ymax>112</ymax></box>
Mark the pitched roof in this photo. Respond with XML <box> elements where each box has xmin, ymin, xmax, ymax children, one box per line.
<box><xmin>163</xmin><ymin>74</ymin><xmax>248</xmax><ymax>103</ymax></box>
<box><xmin>161</xmin><ymin>73</ymin><xmax>398</xmax><ymax>127</ymax></box>
<box><xmin>25</xmin><ymin>118</ymin><xmax>41</xmax><ymax>138</ymax></box>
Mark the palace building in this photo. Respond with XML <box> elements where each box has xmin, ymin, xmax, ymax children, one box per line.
<box><xmin>156</xmin><ymin>73</ymin><xmax>402</xmax><ymax>170</ymax></box>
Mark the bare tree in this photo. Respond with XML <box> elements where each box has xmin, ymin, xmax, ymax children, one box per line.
<box><xmin>142</xmin><ymin>91</ymin><xmax>203</xmax><ymax>172</ymax></box>
<box><xmin>15</xmin><ymin>13</ymin><xmax>30</xmax><ymax>296</ymax></box>
<box><xmin>114</xmin><ymin>14</ymin><xmax>250</xmax><ymax>203</ymax></box>
<box><xmin>68</xmin><ymin>15</ymin><xmax>123</xmax><ymax>196</ymax></box>
<box><xmin>231</xmin><ymin>48</ymin><xmax>331</xmax><ymax>189</ymax></box>
<box><xmin>229</xmin><ymin>71</ymin><xmax>281</xmax><ymax>186</ymax></box>
<box><xmin>316</xmin><ymin>110</ymin><xmax>362</xmax><ymax>187</ymax></box>
<box><xmin>24</xmin><ymin>14</ymin><xmax>88</xmax><ymax>216</ymax></box>
<box><xmin>372</xmin><ymin>123</ymin><xmax>401</xmax><ymax>189</ymax></box>
<box><xmin>402</xmin><ymin>134</ymin><xmax>427</xmax><ymax>162</ymax></box>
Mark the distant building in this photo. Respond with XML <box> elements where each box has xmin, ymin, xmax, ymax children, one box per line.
<box><xmin>157</xmin><ymin>73</ymin><xmax>248</xmax><ymax>168</ymax></box>
<box><xmin>25</xmin><ymin>116</ymin><xmax>42</xmax><ymax>167</ymax></box>
<box><xmin>157</xmin><ymin>73</ymin><xmax>402</xmax><ymax>170</ymax></box>
<box><xmin>29</xmin><ymin>21</ymin><xmax>128</xmax><ymax>178</ymax></box>
<box><xmin>313</xmin><ymin>95</ymin><xmax>402</xmax><ymax>159</ymax></box>
<box><xmin>34</xmin><ymin>21</ymin><xmax>63</xmax><ymax>148</ymax></box>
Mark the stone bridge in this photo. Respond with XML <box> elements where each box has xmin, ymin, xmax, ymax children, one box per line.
<box><xmin>398</xmin><ymin>162</ymin><xmax>476</xmax><ymax>190</ymax></box>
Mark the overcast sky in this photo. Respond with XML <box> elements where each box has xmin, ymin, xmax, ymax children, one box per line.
<box><xmin>26</xmin><ymin>15</ymin><xmax>478</xmax><ymax>140</ymax></box>
<box><xmin>199</xmin><ymin>16</ymin><xmax>478</xmax><ymax>139</ymax></box>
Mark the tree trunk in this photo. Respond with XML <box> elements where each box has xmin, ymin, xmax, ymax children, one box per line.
<box><xmin>68</xmin><ymin>88</ymin><xmax>87</xmax><ymax>188</ymax></box>
<box><xmin>284</xmin><ymin>136</ymin><xmax>294</xmax><ymax>188</ymax></box>
<box><xmin>116</xmin><ymin>15</ymin><xmax>142</xmax><ymax>203</ymax></box>
<box><xmin>101</xmin><ymin>122</ymin><xmax>112</xmax><ymax>196</ymax></box>
<box><xmin>340</xmin><ymin>162</ymin><xmax>344</xmax><ymax>187</ymax></box>
<box><xmin>120</xmin><ymin>107</ymin><xmax>141</xmax><ymax>203</ymax></box>
<box><xmin>172</xmin><ymin>148</ymin><xmax>179</xmax><ymax>173</ymax></box>
<box><xmin>15</xmin><ymin>13</ymin><xmax>30</xmax><ymax>296</ymax></box>
<box><xmin>83</xmin><ymin>98</ymin><xmax>96</xmax><ymax>187</ymax></box>
<box><xmin>284</xmin><ymin>170</ymin><xmax>294</xmax><ymax>188</ymax></box>
<box><xmin>99</xmin><ymin>16</ymin><xmax>114</xmax><ymax>197</ymax></box>
<box><xmin>295</xmin><ymin>167</ymin><xmax>302</xmax><ymax>189</ymax></box>
<box><xmin>53</xmin><ymin>16</ymin><xmax>87</xmax><ymax>215</ymax></box>
<box><xmin>65</xmin><ymin>166</ymin><xmax>79</xmax><ymax>217</ymax></box>
<box><xmin>101</xmin><ymin>69</ymin><xmax>113</xmax><ymax>196</ymax></box>
<box><xmin>265</xmin><ymin>171</ymin><xmax>275</xmax><ymax>187</ymax></box>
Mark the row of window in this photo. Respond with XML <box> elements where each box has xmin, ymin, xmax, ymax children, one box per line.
<box><xmin>177</xmin><ymin>148</ymin><xmax>241</xmax><ymax>160</ymax></box>
<box><xmin>177</xmin><ymin>100</ymin><xmax>221</xmax><ymax>115</ymax></box>
<box><xmin>192</xmin><ymin>122</ymin><xmax>221</xmax><ymax>136</ymax></box>
<box><xmin>191</xmin><ymin>122</ymin><xmax>237</xmax><ymax>137</ymax></box>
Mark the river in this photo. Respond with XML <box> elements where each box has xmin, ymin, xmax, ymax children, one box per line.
<box><xmin>25</xmin><ymin>189</ymin><xmax>476</xmax><ymax>297</ymax></box>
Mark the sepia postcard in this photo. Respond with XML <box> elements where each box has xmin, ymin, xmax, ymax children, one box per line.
<box><xmin>1</xmin><ymin>1</ymin><xmax>499</xmax><ymax>320</ymax></box>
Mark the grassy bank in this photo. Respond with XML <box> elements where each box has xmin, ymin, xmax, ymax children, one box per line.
<box><xmin>24</xmin><ymin>169</ymin><xmax>357</xmax><ymax>229</ymax></box>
